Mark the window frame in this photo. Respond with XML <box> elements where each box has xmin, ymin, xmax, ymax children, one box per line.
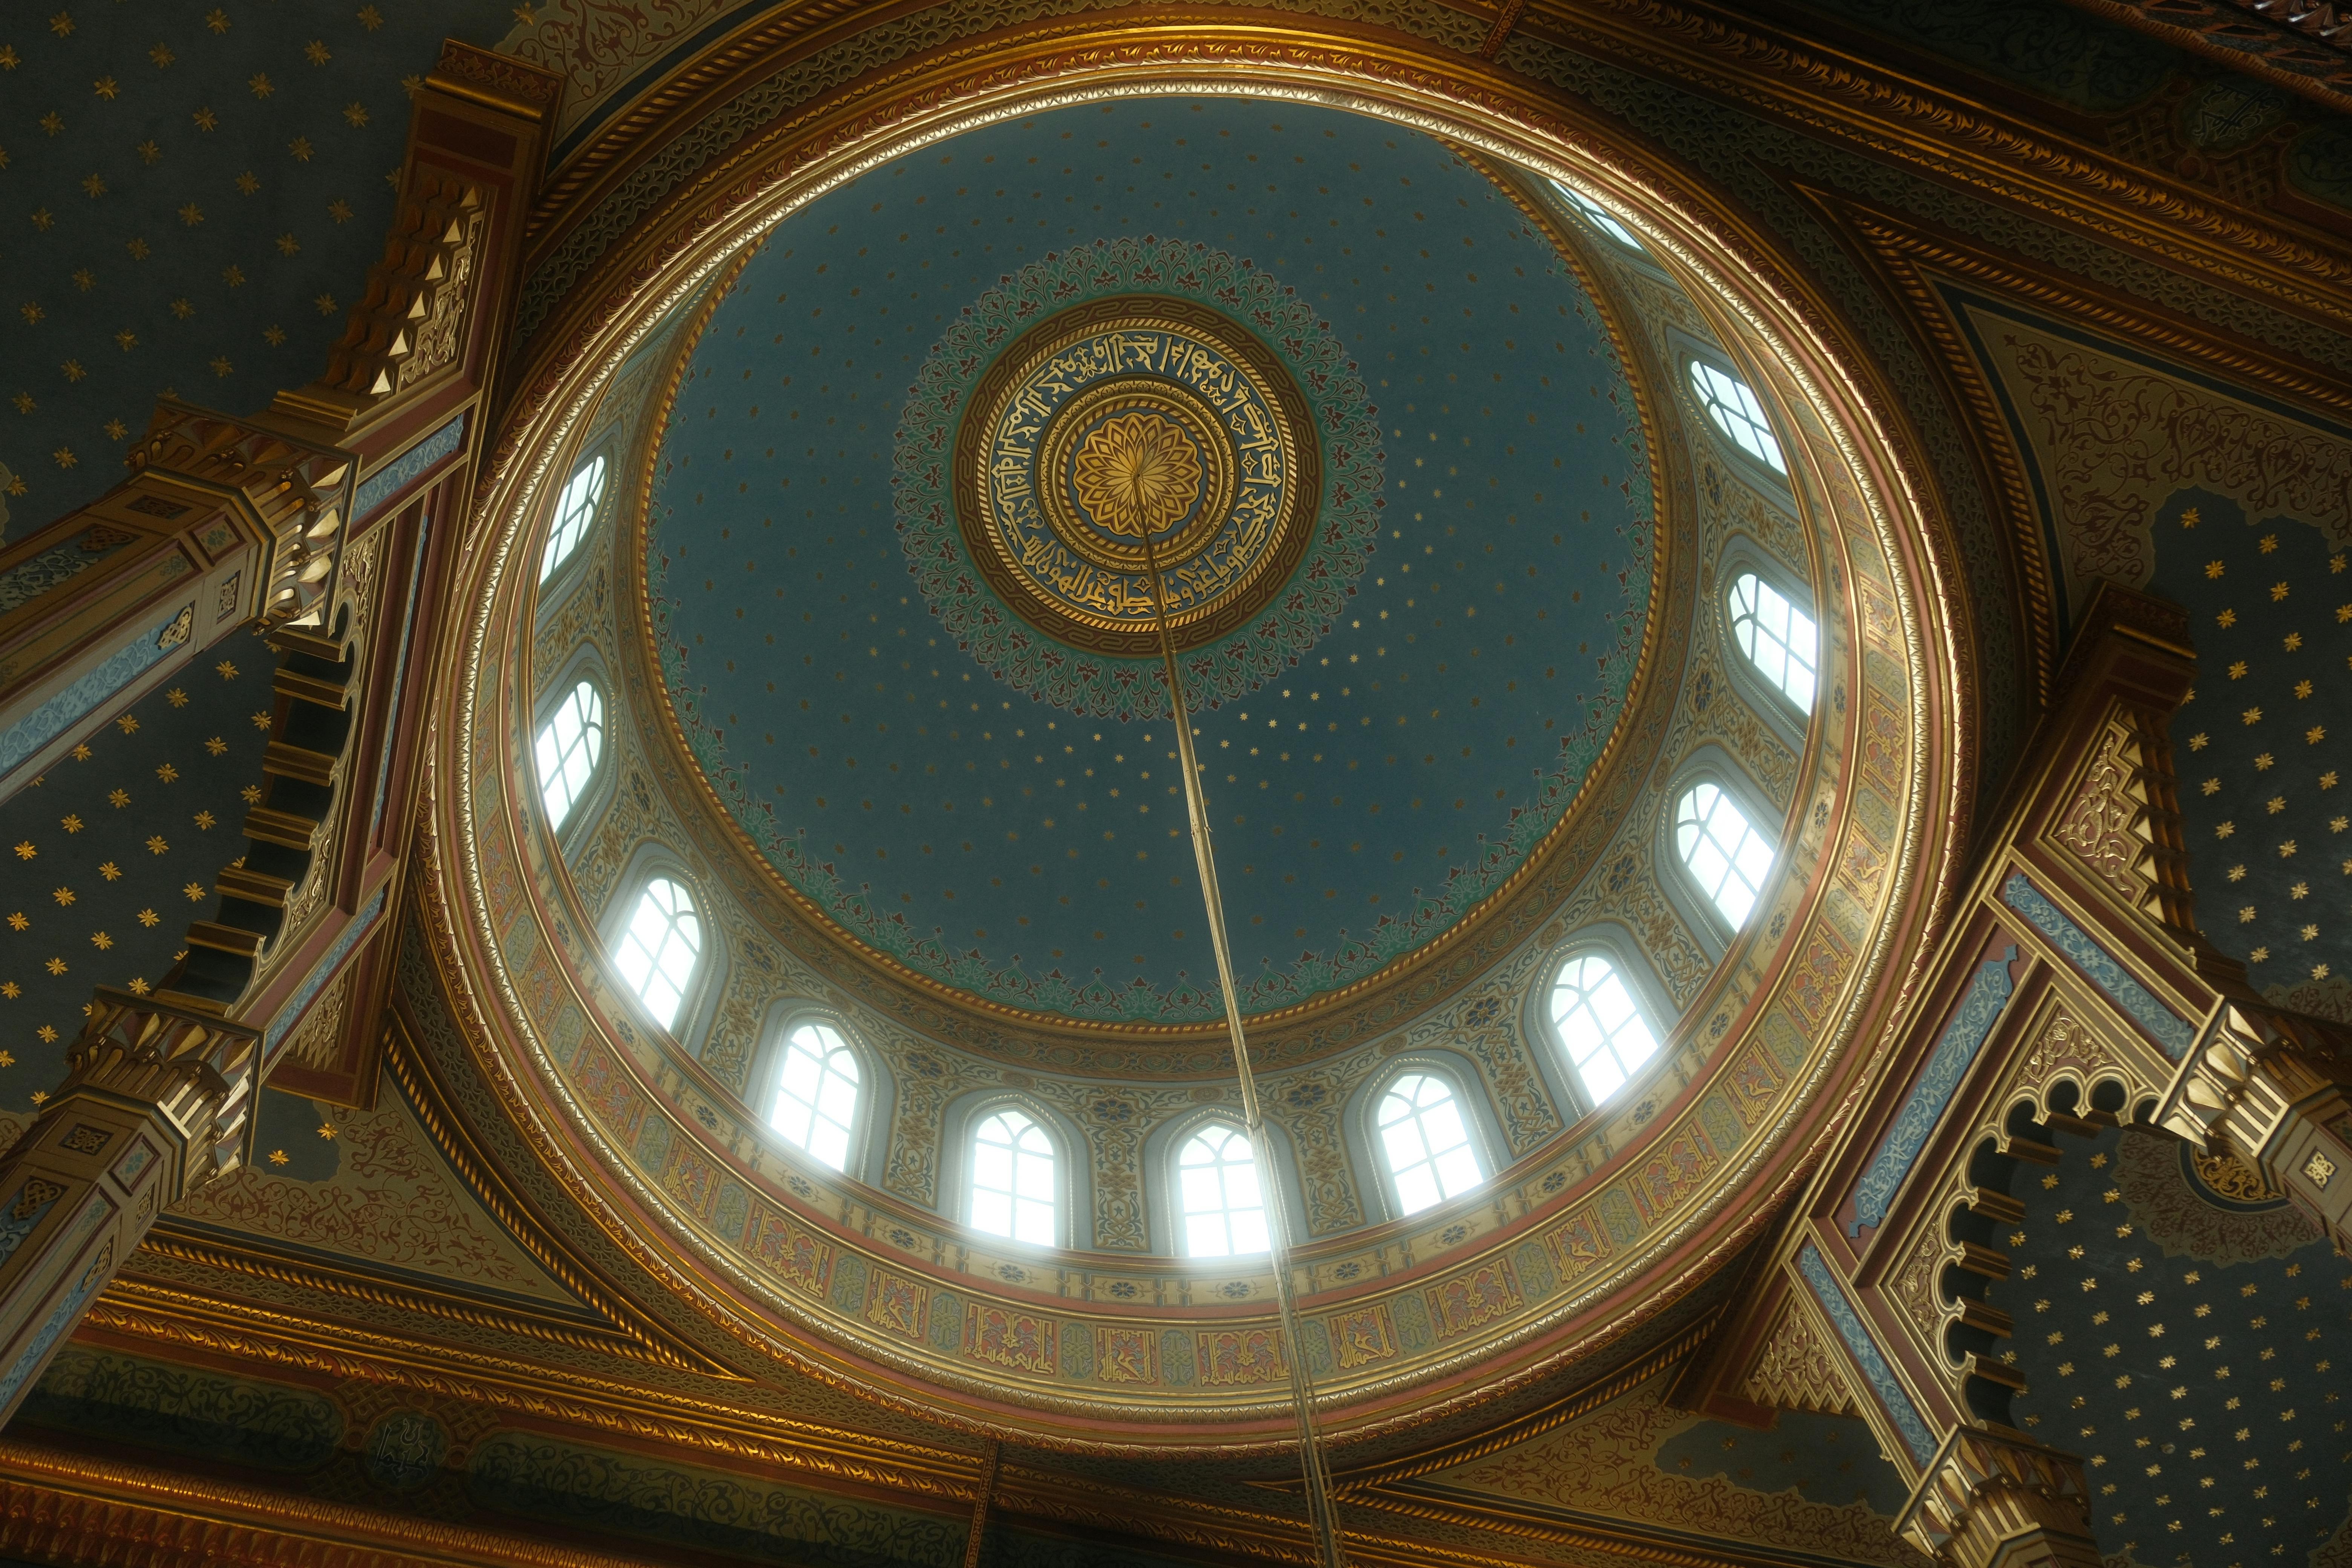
<box><xmin>1167</xmin><ymin>1117</ymin><xmax>1274</xmax><ymax>1260</ymax></box>
<box><xmin>537</xmin><ymin>444</ymin><xmax>614</xmax><ymax>600</ymax></box>
<box><xmin>755</xmin><ymin>1011</ymin><xmax>871</xmax><ymax>1179</ymax></box>
<box><xmin>959</xmin><ymin>1098</ymin><xmax>1069</xmax><ymax>1251</ymax></box>
<box><xmin>531</xmin><ymin>674</ymin><xmax>609</xmax><ymax>838</ymax></box>
<box><xmin>598</xmin><ymin>853</ymin><xmax>723</xmax><ymax>1046</ymax></box>
<box><xmin>1541</xmin><ymin>939</ymin><xmax>1671</xmax><ymax>1112</ymax></box>
<box><xmin>1719</xmin><ymin>551</ymin><xmax>1822</xmax><ymax>728</ymax></box>
<box><xmin>1659</xmin><ymin>756</ymin><xmax>1782</xmax><ymax>946</ymax></box>
<box><xmin>1680</xmin><ymin>350</ymin><xmax>1789</xmax><ymax>481</ymax></box>
<box><xmin>1545</xmin><ymin>179</ymin><xmax>1646</xmax><ymax>253</ymax></box>
<box><xmin>1357</xmin><ymin>1059</ymin><xmax>1497</xmax><ymax>1224</ymax></box>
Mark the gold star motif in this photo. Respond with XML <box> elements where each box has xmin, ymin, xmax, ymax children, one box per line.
<box><xmin>50</xmin><ymin>888</ymin><xmax>73</xmax><ymax>907</ymax></box>
<box><xmin>165</xmin><ymin>687</ymin><xmax>188</xmax><ymax>708</ymax></box>
<box><xmin>192</xmin><ymin>106</ymin><xmax>217</xmax><ymax>131</ymax></box>
<box><xmin>268</xmin><ymin>1149</ymin><xmax>289</xmax><ymax>1165</ymax></box>
<box><xmin>98</xmin><ymin>862</ymin><xmax>119</xmax><ymax>881</ymax></box>
<box><xmin>126</xmin><ymin>977</ymin><xmax>150</xmax><ymax>996</ymax></box>
<box><xmin>341</xmin><ymin>102</ymin><xmax>369</xmax><ymax>128</ymax></box>
<box><xmin>303</xmin><ymin>39</ymin><xmax>330</xmax><ymax>64</ymax></box>
<box><xmin>181</xmin><ymin>883</ymin><xmax>205</xmax><ymax>902</ymax></box>
<box><xmin>155</xmin><ymin>763</ymin><xmax>179</xmax><ymax>782</ymax></box>
<box><xmin>203</xmin><ymin>736</ymin><xmax>227</xmax><ymax>756</ymax></box>
<box><xmin>90</xmin><ymin>932</ymin><xmax>112</xmax><ymax>951</ymax></box>
<box><xmin>5</xmin><ymin>913</ymin><xmax>26</xmax><ymax>931</ymax></box>
<box><xmin>149</xmin><ymin>42</ymin><xmax>173</xmax><ymax>68</ymax></box>
<box><xmin>136</xmin><ymin>909</ymin><xmax>158</xmax><ymax>928</ymax></box>
<box><xmin>145</xmin><ymin>835</ymin><xmax>167</xmax><ymax>854</ymax></box>
<box><xmin>248</xmin><ymin>72</ymin><xmax>273</xmax><ymax>99</ymax></box>
<box><xmin>11</xmin><ymin>843</ymin><xmax>32</xmax><ymax>862</ymax></box>
<box><xmin>317</xmin><ymin>1123</ymin><xmax>337</xmax><ymax>1141</ymax></box>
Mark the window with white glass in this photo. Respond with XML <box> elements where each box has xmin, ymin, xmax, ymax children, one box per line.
<box><xmin>533</xmin><ymin>680</ymin><xmax>605</xmax><ymax>830</ymax></box>
<box><xmin>1687</xmin><ymin>362</ymin><xmax>1787</xmax><ymax>474</ymax></box>
<box><xmin>1176</xmin><ymin>1124</ymin><xmax>1267</xmax><ymax>1257</ymax></box>
<box><xmin>615</xmin><ymin>877</ymin><xmax>702</xmax><ymax>1031</ymax></box>
<box><xmin>1728</xmin><ymin>573</ymin><xmax>1819</xmax><ymax>712</ymax></box>
<box><xmin>539</xmin><ymin>455</ymin><xmax>608</xmax><ymax>582</ymax></box>
<box><xmin>1550</xmin><ymin>181</ymin><xmax>1644</xmax><ymax>251</ymax></box>
<box><xmin>1675</xmin><ymin>782</ymin><xmax>1774</xmax><ymax>928</ymax></box>
<box><xmin>969</xmin><ymin>1109</ymin><xmax>1057</xmax><ymax>1246</ymax></box>
<box><xmin>768</xmin><ymin>1021</ymin><xmax>861</xmax><ymax>1173</ymax></box>
<box><xmin>1548</xmin><ymin>954</ymin><xmax>1661</xmax><ymax>1104</ymax></box>
<box><xmin>1376</xmin><ymin>1073</ymin><xmax>1484</xmax><ymax>1217</ymax></box>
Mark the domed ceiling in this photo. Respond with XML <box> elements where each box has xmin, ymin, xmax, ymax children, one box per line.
<box><xmin>443</xmin><ymin>67</ymin><xmax>1946</xmax><ymax>1451</ymax></box>
<box><xmin>639</xmin><ymin>101</ymin><xmax>1654</xmax><ymax>1023</ymax></box>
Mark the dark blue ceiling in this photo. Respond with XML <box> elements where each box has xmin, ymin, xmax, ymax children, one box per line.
<box><xmin>0</xmin><ymin>0</ymin><xmax>513</xmax><ymax>533</ymax></box>
<box><xmin>642</xmin><ymin>99</ymin><xmax>1654</xmax><ymax>1023</ymax></box>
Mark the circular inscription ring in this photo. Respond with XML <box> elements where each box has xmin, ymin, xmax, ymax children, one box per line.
<box><xmin>955</xmin><ymin>296</ymin><xmax>1319</xmax><ymax>656</ymax></box>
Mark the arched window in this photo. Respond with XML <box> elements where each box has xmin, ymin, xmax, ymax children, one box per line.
<box><xmin>1675</xmin><ymin>782</ymin><xmax>1773</xmax><ymax>928</ymax></box>
<box><xmin>1549</xmin><ymin>954</ymin><xmax>1661</xmax><ymax>1103</ymax></box>
<box><xmin>1687</xmin><ymin>362</ymin><xmax>1786</xmax><ymax>474</ymax></box>
<box><xmin>768</xmin><ymin>1021</ymin><xmax>861</xmax><ymax>1172</ymax></box>
<box><xmin>1176</xmin><ymin>1124</ymin><xmax>1267</xmax><ymax>1257</ymax></box>
<box><xmin>533</xmin><ymin>680</ymin><xmax>605</xmax><ymax>829</ymax></box>
<box><xmin>616</xmin><ymin>877</ymin><xmax>701</xmax><ymax>1031</ymax></box>
<box><xmin>969</xmin><ymin>1109</ymin><xmax>1056</xmax><ymax>1245</ymax></box>
<box><xmin>1376</xmin><ymin>1073</ymin><xmax>1483</xmax><ymax>1217</ymax></box>
<box><xmin>1550</xmin><ymin>181</ymin><xmax>1644</xmax><ymax>251</ymax></box>
<box><xmin>1728</xmin><ymin>573</ymin><xmax>1818</xmax><ymax>712</ymax></box>
<box><xmin>539</xmin><ymin>455</ymin><xmax>608</xmax><ymax>582</ymax></box>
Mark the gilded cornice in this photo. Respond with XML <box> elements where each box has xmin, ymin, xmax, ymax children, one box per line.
<box><xmin>78</xmin><ymin>1284</ymin><xmax>985</xmax><ymax>1501</ymax></box>
<box><xmin>1508</xmin><ymin>0</ymin><xmax>2352</xmax><ymax>332</ymax></box>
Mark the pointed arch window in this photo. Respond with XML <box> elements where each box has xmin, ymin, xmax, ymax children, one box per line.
<box><xmin>1548</xmin><ymin>954</ymin><xmax>1661</xmax><ymax>1103</ymax></box>
<box><xmin>1729</xmin><ymin>573</ymin><xmax>1818</xmax><ymax>712</ymax></box>
<box><xmin>1688</xmin><ymin>363</ymin><xmax>1786</xmax><ymax>473</ymax></box>
<box><xmin>539</xmin><ymin>455</ymin><xmax>608</xmax><ymax>582</ymax></box>
<box><xmin>533</xmin><ymin>680</ymin><xmax>605</xmax><ymax>830</ymax></box>
<box><xmin>1177</xmin><ymin>1124</ymin><xmax>1267</xmax><ymax>1257</ymax></box>
<box><xmin>1550</xmin><ymin>181</ymin><xmax>1644</xmax><ymax>251</ymax></box>
<box><xmin>1376</xmin><ymin>1074</ymin><xmax>1483</xmax><ymax>1217</ymax></box>
<box><xmin>616</xmin><ymin>877</ymin><xmax>701</xmax><ymax>1031</ymax></box>
<box><xmin>769</xmin><ymin>1022</ymin><xmax>861</xmax><ymax>1173</ymax></box>
<box><xmin>970</xmin><ymin>1109</ymin><xmax>1056</xmax><ymax>1246</ymax></box>
<box><xmin>1675</xmin><ymin>782</ymin><xmax>1773</xmax><ymax>928</ymax></box>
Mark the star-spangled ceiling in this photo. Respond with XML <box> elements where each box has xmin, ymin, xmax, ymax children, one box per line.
<box><xmin>0</xmin><ymin>0</ymin><xmax>513</xmax><ymax>533</ymax></box>
<box><xmin>639</xmin><ymin>100</ymin><xmax>1654</xmax><ymax>1023</ymax></box>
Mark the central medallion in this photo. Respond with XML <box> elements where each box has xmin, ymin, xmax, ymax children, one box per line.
<box><xmin>954</xmin><ymin>295</ymin><xmax>1318</xmax><ymax>656</ymax></box>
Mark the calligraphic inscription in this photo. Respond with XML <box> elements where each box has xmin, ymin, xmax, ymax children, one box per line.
<box><xmin>956</xmin><ymin>296</ymin><xmax>1316</xmax><ymax>657</ymax></box>
<box><xmin>1095</xmin><ymin>1325</ymin><xmax>1155</xmax><ymax>1383</ymax></box>
<box><xmin>1328</xmin><ymin>1304</ymin><xmax>1398</xmax><ymax>1369</ymax></box>
<box><xmin>1196</xmin><ymin>1326</ymin><xmax>1287</xmax><ymax>1386</ymax></box>
<box><xmin>1424</xmin><ymin>1257</ymin><xmax>1522</xmax><ymax>1339</ymax></box>
<box><xmin>966</xmin><ymin>1303</ymin><xmax>1057</xmax><ymax>1375</ymax></box>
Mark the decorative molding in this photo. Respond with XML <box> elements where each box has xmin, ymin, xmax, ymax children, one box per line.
<box><xmin>1999</xmin><ymin>874</ymin><xmax>2195</xmax><ymax>1060</ymax></box>
<box><xmin>1794</xmin><ymin>1242</ymin><xmax>1937</xmax><ymax>1468</ymax></box>
<box><xmin>1848</xmin><ymin>948</ymin><xmax>2017</xmax><ymax>1236</ymax></box>
<box><xmin>1894</xmin><ymin>1426</ymin><xmax>2099</xmax><ymax>1568</ymax></box>
<box><xmin>1737</xmin><ymin>1295</ymin><xmax>1858</xmax><ymax>1416</ymax></box>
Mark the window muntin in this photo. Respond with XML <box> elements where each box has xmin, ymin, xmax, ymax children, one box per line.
<box><xmin>539</xmin><ymin>455</ymin><xmax>608</xmax><ymax>582</ymax></box>
<box><xmin>533</xmin><ymin>680</ymin><xmax>605</xmax><ymax>829</ymax></box>
<box><xmin>1549</xmin><ymin>181</ymin><xmax>1644</xmax><ymax>251</ymax></box>
<box><xmin>1687</xmin><ymin>363</ymin><xmax>1787</xmax><ymax>474</ymax></box>
<box><xmin>1548</xmin><ymin>954</ymin><xmax>1661</xmax><ymax>1103</ymax></box>
<box><xmin>1176</xmin><ymin>1124</ymin><xmax>1268</xmax><ymax>1258</ymax></box>
<box><xmin>969</xmin><ymin>1109</ymin><xmax>1057</xmax><ymax>1245</ymax></box>
<box><xmin>1376</xmin><ymin>1073</ymin><xmax>1483</xmax><ymax>1217</ymax></box>
<box><xmin>1729</xmin><ymin>573</ymin><xmax>1819</xmax><ymax>712</ymax></box>
<box><xmin>769</xmin><ymin>1021</ymin><xmax>861</xmax><ymax>1173</ymax></box>
<box><xmin>615</xmin><ymin>877</ymin><xmax>701</xmax><ymax>1031</ymax></box>
<box><xmin>1675</xmin><ymin>782</ymin><xmax>1774</xmax><ymax>928</ymax></box>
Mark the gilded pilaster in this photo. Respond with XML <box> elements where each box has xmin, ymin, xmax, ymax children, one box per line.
<box><xmin>2154</xmin><ymin>1002</ymin><xmax>2352</xmax><ymax>1256</ymax></box>
<box><xmin>1896</xmin><ymin>1429</ymin><xmax>2101</xmax><ymax>1568</ymax></box>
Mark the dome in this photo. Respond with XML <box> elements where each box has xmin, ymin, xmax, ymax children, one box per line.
<box><xmin>441</xmin><ymin>81</ymin><xmax>1946</xmax><ymax>1454</ymax></box>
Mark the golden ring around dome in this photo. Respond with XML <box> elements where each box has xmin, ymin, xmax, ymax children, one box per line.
<box><xmin>954</xmin><ymin>295</ymin><xmax>1318</xmax><ymax>657</ymax></box>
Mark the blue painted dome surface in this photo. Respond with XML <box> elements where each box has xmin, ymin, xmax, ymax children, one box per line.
<box><xmin>644</xmin><ymin>100</ymin><xmax>1652</xmax><ymax>1022</ymax></box>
